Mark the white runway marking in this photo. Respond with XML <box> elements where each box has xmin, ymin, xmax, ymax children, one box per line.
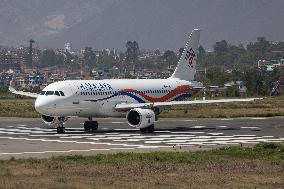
<box><xmin>207</xmin><ymin>133</ymin><xmax>224</xmax><ymax>136</ymax></box>
<box><xmin>250</xmin><ymin>117</ymin><xmax>267</xmax><ymax>120</ymax></box>
<box><xmin>216</xmin><ymin>126</ymin><xmax>228</xmax><ymax>129</ymax></box>
<box><xmin>241</xmin><ymin>127</ymin><xmax>261</xmax><ymax>130</ymax></box>
<box><xmin>0</xmin><ymin>124</ymin><xmax>284</xmax><ymax>156</ymax></box>
<box><xmin>191</xmin><ymin>126</ymin><xmax>206</xmax><ymax>129</ymax></box>
<box><xmin>219</xmin><ymin>118</ymin><xmax>234</xmax><ymax>121</ymax></box>
<box><xmin>180</xmin><ymin>120</ymin><xmax>198</xmax><ymax>122</ymax></box>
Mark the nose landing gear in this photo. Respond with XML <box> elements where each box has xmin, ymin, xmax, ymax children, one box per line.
<box><xmin>56</xmin><ymin>117</ymin><xmax>66</xmax><ymax>134</ymax></box>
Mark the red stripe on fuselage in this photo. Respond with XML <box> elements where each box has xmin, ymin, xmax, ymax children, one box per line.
<box><xmin>121</xmin><ymin>85</ymin><xmax>190</xmax><ymax>102</ymax></box>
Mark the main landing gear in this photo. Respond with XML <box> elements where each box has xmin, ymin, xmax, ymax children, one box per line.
<box><xmin>56</xmin><ymin>117</ymin><xmax>66</xmax><ymax>134</ymax></box>
<box><xmin>140</xmin><ymin>124</ymin><xmax>155</xmax><ymax>133</ymax></box>
<box><xmin>84</xmin><ymin>117</ymin><xmax>98</xmax><ymax>132</ymax></box>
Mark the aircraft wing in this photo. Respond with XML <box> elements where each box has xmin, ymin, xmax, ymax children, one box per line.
<box><xmin>9</xmin><ymin>86</ymin><xmax>39</xmax><ymax>98</ymax></box>
<box><xmin>9</xmin><ymin>74</ymin><xmax>39</xmax><ymax>98</ymax></box>
<box><xmin>115</xmin><ymin>98</ymin><xmax>262</xmax><ymax>111</ymax></box>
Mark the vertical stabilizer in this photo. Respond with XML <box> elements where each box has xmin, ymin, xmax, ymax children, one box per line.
<box><xmin>170</xmin><ymin>29</ymin><xmax>201</xmax><ymax>81</ymax></box>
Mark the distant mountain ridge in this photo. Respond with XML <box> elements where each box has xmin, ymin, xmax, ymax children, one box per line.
<box><xmin>0</xmin><ymin>0</ymin><xmax>283</xmax><ymax>51</ymax></box>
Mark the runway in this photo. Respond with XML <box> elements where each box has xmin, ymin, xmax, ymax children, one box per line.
<box><xmin>0</xmin><ymin>116</ymin><xmax>284</xmax><ymax>159</ymax></box>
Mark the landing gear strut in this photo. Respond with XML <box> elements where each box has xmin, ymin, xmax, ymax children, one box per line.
<box><xmin>140</xmin><ymin>124</ymin><xmax>155</xmax><ymax>133</ymax></box>
<box><xmin>56</xmin><ymin>117</ymin><xmax>66</xmax><ymax>134</ymax></box>
<box><xmin>84</xmin><ymin>117</ymin><xmax>98</xmax><ymax>132</ymax></box>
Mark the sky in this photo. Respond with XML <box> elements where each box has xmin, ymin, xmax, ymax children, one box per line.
<box><xmin>0</xmin><ymin>0</ymin><xmax>283</xmax><ymax>51</ymax></box>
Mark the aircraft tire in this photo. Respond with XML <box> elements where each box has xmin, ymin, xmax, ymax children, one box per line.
<box><xmin>57</xmin><ymin>127</ymin><xmax>65</xmax><ymax>134</ymax></box>
<box><xmin>90</xmin><ymin>121</ymin><xmax>98</xmax><ymax>130</ymax></box>
<box><xmin>84</xmin><ymin>121</ymin><xmax>91</xmax><ymax>131</ymax></box>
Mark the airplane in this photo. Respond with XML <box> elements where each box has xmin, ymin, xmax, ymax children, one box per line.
<box><xmin>9</xmin><ymin>29</ymin><xmax>261</xmax><ymax>134</ymax></box>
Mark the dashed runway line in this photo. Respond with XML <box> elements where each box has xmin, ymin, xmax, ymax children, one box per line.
<box><xmin>250</xmin><ymin>117</ymin><xmax>268</xmax><ymax>120</ymax></box>
<box><xmin>219</xmin><ymin>118</ymin><xmax>234</xmax><ymax>121</ymax></box>
<box><xmin>0</xmin><ymin>124</ymin><xmax>284</xmax><ymax>156</ymax></box>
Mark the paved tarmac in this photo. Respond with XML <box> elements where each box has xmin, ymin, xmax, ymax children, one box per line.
<box><xmin>0</xmin><ymin>116</ymin><xmax>284</xmax><ymax>159</ymax></box>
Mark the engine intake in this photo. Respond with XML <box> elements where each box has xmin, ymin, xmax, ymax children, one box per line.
<box><xmin>127</xmin><ymin>108</ymin><xmax>155</xmax><ymax>128</ymax></box>
<box><xmin>41</xmin><ymin>115</ymin><xmax>56</xmax><ymax>124</ymax></box>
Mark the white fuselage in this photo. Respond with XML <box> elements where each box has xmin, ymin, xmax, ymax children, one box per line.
<box><xmin>35</xmin><ymin>78</ymin><xmax>201</xmax><ymax>118</ymax></box>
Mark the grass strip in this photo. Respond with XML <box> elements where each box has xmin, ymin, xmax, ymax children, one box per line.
<box><xmin>0</xmin><ymin>143</ymin><xmax>283</xmax><ymax>189</ymax></box>
<box><xmin>2</xmin><ymin>142</ymin><xmax>284</xmax><ymax>164</ymax></box>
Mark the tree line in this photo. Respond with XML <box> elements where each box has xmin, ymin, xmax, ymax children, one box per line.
<box><xmin>34</xmin><ymin>37</ymin><xmax>284</xmax><ymax>96</ymax></box>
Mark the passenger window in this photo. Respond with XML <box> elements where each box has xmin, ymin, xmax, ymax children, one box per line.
<box><xmin>54</xmin><ymin>91</ymin><xmax>60</xmax><ymax>96</ymax></box>
<box><xmin>40</xmin><ymin>91</ymin><xmax>46</xmax><ymax>95</ymax></box>
<box><xmin>59</xmin><ymin>91</ymin><xmax>65</xmax><ymax>96</ymax></box>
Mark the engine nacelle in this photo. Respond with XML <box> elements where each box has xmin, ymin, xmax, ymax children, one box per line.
<box><xmin>41</xmin><ymin>115</ymin><xmax>57</xmax><ymax>125</ymax></box>
<box><xmin>126</xmin><ymin>108</ymin><xmax>155</xmax><ymax>128</ymax></box>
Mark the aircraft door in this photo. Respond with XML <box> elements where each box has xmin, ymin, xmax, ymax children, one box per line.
<box><xmin>69</xmin><ymin>83</ymin><xmax>80</xmax><ymax>104</ymax></box>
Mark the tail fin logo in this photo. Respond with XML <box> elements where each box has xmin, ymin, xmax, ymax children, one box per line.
<box><xmin>185</xmin><ymin>48</ymin><xmax>196</xmax><ymax>68</ymax></box>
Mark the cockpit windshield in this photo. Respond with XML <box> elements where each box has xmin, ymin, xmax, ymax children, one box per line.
<box><xmin>45</xmin><ymin>91</ymin><xmax>54</xmax><ymax>96</ymax></box>
<box><xmin>59</xmin><ymin>91</ymin><xmax>65</xmax><ymax>96</ymax></box>
<box><xmin>40</xmin><ymin>91</ymin><xmax>65</xmax><ymax>96</ymax></box>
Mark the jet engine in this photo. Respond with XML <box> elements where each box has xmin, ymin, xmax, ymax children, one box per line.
<box><xmin>41</xmin><ymin>115</ymin><xmax>57</xmax><ymax>125</ymax></box>
<box><xmin>126</xmin><ymin>108</ymin><xmax>155</xmax><ymax>128</ymax></box>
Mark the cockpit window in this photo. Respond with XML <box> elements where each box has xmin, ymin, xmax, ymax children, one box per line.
<box><xmin>45</xmin><ymin>91</ymin><xmax>54</xmax><ymax>96</ymax></box>
<box><xmin>41</xmin><ymin>90</ymin><xmax>65</xmax><ymax>96</ymax></box>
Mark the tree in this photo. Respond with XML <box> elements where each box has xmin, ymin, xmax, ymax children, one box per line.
<box><xmin>83</xmin><ymin>47</ymin><xmax>97</xmax><ymax>68</ymax></box>
<box><xmin>125</xmin><ymin>41</ymin><xmax>139</xmax><ymax>63</ymax></box>
<box><xmin>243</xmin><ymin>68</ymin><xmax>273</xmax><ymax>96</ymax></box>
<box><xmin>162</xmin><ymin>50</ymin><xmax>178</xmax><ymax>67</ymax></box>
<box><xmin>247</xmin><ymin>37</ymin><xmax>270</xmax><ymax>56</ymax></box>
<box><xmin>154</xmin><ymin>49</ymin><xmax>161</xmax><ymax>56</ymax></box>
<box><xmin>40</xmin><ymin>49</ymin><xmax>56</xmax><ymax>67</ymax></box>
<box><xmin>205</xmin><ymin>68</ymin><xmax>233</xmax><ymax>86</ymax></box>
<box><xmin>198</xmin><ymin>45</ymin><xmax>206</xmax><ymax>58</ymax></box>
<box><xmin>213</xmin><ymin>40</ymin><xmax>228</xmax><ymax>55</ymax></box>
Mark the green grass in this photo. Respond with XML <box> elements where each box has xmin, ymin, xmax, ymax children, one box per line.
<box><xmin>5</xmin><ymin>142</ymin><xmax>283</xmax><ymax>165</ymax></box>
<box><xmin>160</xmin><ymin>96</ymin><xmax>284</xmax><ymax>118</ymax></box>
<box><xmin>0</xmin><ymin>99</ymin><xmax>38</xmax><ymax>117</ymax></box>
<box><xmin>0</xmin><ymin>143</ymin><xmax>283</xmax><ymax>189</ymax></box>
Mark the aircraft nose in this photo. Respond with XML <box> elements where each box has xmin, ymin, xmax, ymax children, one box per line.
<box><xmin>35</xmin><ymin>98</ymin><xmax>49</xmax><ymax>115</ymax></box>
